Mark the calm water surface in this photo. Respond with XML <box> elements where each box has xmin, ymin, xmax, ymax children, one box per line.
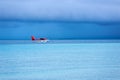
<box><xmin>0</xmin><ymin>41</ymin><xmax>120</xmax><ymax>80</ymax></box>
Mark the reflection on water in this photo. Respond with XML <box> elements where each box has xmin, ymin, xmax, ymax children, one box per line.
<box><xmin>0</xmin><ymin>40</ymin><xmax>120</xmax><ymax>44</ymax></box>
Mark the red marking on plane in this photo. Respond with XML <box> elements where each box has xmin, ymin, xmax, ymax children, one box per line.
<box><xmin>31</xmin><ymin>36</ymin><xmax>48</xmax><ymax>42</ymax></box>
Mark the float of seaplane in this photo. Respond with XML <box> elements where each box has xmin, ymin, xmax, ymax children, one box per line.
<box><xmin>31</xmin><ymin>36</ymin><xmax>49</xmax><ymax>43</ymax></box>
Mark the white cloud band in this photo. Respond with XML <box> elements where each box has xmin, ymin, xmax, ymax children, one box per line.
<box><xmin>0</xmin><ymin>0</ymin><xmax>120</xmax><ymax>22</ymax></box>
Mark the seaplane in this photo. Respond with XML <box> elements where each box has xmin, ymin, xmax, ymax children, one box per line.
<box><xmin>31</xmin><ymin>36</ymin><xmax>49</xmax><ymax>43</ymax></box>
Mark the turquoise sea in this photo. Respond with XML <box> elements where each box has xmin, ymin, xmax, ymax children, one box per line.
<box><xmin>0</xmin><ymin>40</ymin><xmax>120</xmax><ymax>80</ymax></box>
<box><xmin>0</xmin><ymin>21</ymin><xmax>120</xmax><ymax>79</ymax></box>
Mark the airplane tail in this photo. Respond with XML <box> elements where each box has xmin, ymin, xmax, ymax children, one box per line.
<box><xmin>31</xmin><ymin>36</ymin><xmax>35</xmax><ymax>40</ymax></box>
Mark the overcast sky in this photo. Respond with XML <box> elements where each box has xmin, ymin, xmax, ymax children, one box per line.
<box><xmin>0</xmin><ymin>0</ymin><xmax>120</xmax><ymax>22</ymax></box>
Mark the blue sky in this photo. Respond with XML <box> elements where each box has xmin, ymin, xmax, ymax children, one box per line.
<box><xmin>0</xmin><ymin>0</ymin><xmax>120</xmax><ymax>40</ymax></box>
<box><xmin>0</xmin><ymin>21</ymin><xmax>120</xmax><ymax>40</ymax></box>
